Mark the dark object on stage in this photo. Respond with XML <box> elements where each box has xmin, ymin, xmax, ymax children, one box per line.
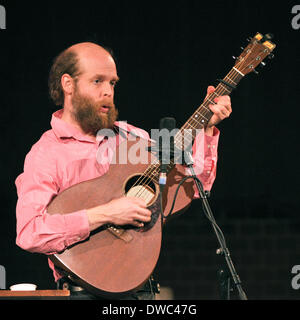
<box><xmin>47</xmin><ymin>33</ymin><xmax>276</xmax><ymax>298</ymax></box>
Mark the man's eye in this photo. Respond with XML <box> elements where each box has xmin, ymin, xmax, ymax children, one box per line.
<box><xmin>110</xmin><ymin>81</ymin><xmax>117</xmax><ymax>87</ymax></box>
<box><xmin>94</xmin><ymin>79</ymin><xmax>101</xmax><ymax>84</ymax></box>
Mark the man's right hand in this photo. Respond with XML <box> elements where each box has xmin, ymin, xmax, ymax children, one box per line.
<box><xmin>86</xmin><ymin>196</ymin><xmax>152</xmax><ymax>231</ymax></box>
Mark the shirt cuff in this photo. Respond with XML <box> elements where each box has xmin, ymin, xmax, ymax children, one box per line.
<box><xmin>63</xmin><ymin>209</ymin><xmax>90</xmax><ymax>247</ymax></box>
<box><xmin>205</xmin><ymin>126</ymin><xmax>220</xmax><ymax>143</ymax></box>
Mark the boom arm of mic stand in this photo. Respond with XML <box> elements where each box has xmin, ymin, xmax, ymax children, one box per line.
<box><xmin>184</xmin><ymin>151</ymin><xmax>248</xmax><ymax>300</ymax></box>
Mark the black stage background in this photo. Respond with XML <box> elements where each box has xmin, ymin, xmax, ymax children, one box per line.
<box><xmin>0</xmin><ymin>0</ymin><xmax>299</xmax><ymax>299</ymax></box>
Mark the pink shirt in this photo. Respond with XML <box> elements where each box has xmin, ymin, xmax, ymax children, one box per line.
<box><xmin>15</xmin><ymin>109</ymin><xmax>219</xmax><ymax>281</ymax></box>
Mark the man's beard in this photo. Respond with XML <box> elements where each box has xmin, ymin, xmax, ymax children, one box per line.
<box><xmin>71</xmin><ymin>89</ymin><xmax>118</xmax><ymax>136</ymax></box>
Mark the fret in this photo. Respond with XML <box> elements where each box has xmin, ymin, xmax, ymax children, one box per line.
<box><xmin>184</xmin><ymin>121</ymin><xmax>197</xmax><ymax>130</ymax></box>
<box><xmin>206</xmin><ymin>97</ymin><xmax>215</xmax><ymax>105</ymax></box>
<box><xmin>193</xmin><ymin>108</ymin><xmax>210</xmax><ymax>121</ymax></box>
<box><xmin>180</xmin><ymin>120</ymin><xmax>201</xmax><ymax>143</ymax></box>
<box><xmin>224</xmin><ymin>76</ymin><xmax>237</xmax><ymax>85</ymax></box>
<box><xmin>233</xmin><ymin>67</ymin><xmax>245</xmax><ymax>77</ymax></box>
<box><xmin>225</xmin><ymin>68</ymin><xmax>244</xmax><ymax>86</ymax></box>
<box><xmin>175</xmin><ymin>128</ymin><xmax>193</xmax><ymax>152</ymax></box>
<box><xmin>218</xmin><ymin>83</ymin><xmax>231</xmax><ymax>94</ymax></box>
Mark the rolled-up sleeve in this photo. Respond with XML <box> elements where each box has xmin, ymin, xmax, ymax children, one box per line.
<box><xmin>15</xmin><ymin>145</ymin><xmax>90</xmax><ymax>255</ymax></box>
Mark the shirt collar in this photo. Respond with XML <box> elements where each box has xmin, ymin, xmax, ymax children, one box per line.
<box><xmin>50</xmin><ymin>110</ymin><xmax>142</xmax><ymax>144</ymax></box>
<box><xmin>50</xmin><ymin>109</ymin><xmax>97</xmax><ymax>143</ymax></box>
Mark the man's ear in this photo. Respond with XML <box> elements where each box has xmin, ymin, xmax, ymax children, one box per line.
<box><xmin>61</xmin><ymin>73</ymin><xmax>75</xmax><ymax>96</ymax></box>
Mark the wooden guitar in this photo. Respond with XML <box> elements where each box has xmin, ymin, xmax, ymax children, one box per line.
<box><xmin>47</xmin><ymin>33</ymin><xmax>276</xmax><ymax>298</ymax></box>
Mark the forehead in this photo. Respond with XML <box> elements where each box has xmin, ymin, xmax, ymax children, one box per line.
<box><xmin>77</xmin><ymin>48</ymin><xmax>117</xmax><ymax>78</ymax></box>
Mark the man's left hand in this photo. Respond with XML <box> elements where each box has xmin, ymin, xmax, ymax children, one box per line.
<box><xmin>204</xmin><ymin>85</ymin><xmax>232</xmax><ymax>136</ymax></box>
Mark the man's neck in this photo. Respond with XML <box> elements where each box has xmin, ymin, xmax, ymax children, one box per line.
<box><xmin>60</xmin><ymin>107</ymin><xmax>96</xmax><ymax>141</ymax></box>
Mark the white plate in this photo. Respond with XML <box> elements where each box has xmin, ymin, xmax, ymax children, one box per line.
<box><xmin>9</xmin><ymin>283</ymin><xmax>37</xmax><ymax>291</ymax></box>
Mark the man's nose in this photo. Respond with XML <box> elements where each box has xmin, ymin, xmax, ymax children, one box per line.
<box><xmin>102</xmin><ymin>82</ymin><xmax>113</xmax><ymax>97</ymax></box>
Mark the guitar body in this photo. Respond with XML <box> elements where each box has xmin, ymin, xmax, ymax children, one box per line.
<box><xmin>47</xmin><ymin>138</ymin><xmax>195</xmax><ymax>298</ymax></box>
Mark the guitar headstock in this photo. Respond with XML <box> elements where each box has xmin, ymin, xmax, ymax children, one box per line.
<box><xmin>234</xmin><ymin>33</ymin><xmax>276</xmax><ymax>76</ymax></box>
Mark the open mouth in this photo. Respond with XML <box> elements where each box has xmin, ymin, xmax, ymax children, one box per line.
<box><xmin>99</xmin><ymin>106</ymin><xmax>110</xmax><ymax>113</ymax></box>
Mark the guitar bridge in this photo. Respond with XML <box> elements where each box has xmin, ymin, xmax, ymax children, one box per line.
<box><xmin>107</xmin><ymin>225</ymin><xmax>133</xmax><ymax>243</ymax></box>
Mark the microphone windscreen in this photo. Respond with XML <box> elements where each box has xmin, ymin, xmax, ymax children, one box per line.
<box><xmin>159</xmin><ymin>117</ymin><xmax>176</xmax><ymax>131</ymax></box>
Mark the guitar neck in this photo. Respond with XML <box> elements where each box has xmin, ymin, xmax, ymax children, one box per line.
<box><xmin>144</xmin><ymin>67</ymin><xmax>245</xmax><ymax>183</ymax></box>
<box><xmin>178</xmin><ymin>67</ymin><xmax>244</xmax><ymax>143</ymax></box>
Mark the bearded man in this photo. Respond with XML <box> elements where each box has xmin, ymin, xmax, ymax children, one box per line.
<box><xmin>15</xmin><ymin>42</ymin><xmax>231</xmax><ymax>299</ymax></box>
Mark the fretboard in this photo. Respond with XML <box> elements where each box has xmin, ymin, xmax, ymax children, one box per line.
<box><xmin>179</xmin><ymin>67</ymin><xmax>244</xmax><ymax>143</ymax></box>
<box><xmin>145</xmin><ymin>67</ymin><xmax>244</xmax><ymax>183</ymax></box>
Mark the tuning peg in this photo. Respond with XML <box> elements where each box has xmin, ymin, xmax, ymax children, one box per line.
<box><xmin>265</xmin><ymin>33</ymin><xmax>274</xmax><ymax>40</ymax></box>
<box><xmin>268</xmin><ymin>53</ymin><xmax>275</xmax><ymax>59</ymax></box>
<box><xmin>240</xmin><ymin>46</ymin><xmax>244</xmax><ymax>51</ymax></box>
<box><xmin>260</xmin><ymin>61</ymin><xmax>266</xmax><ymax>67</ymax></box>
<box><xmin>259</xmin><ymin>33</ymin><xmax>274</xmax><ymax>43</ymax></box>
<box><xmin>253</xmin><ymin>69</ymin><xmax>259</xmax><ymax>75</ymax></box>
<box><xmin>232</xmin><ymin>56</ymin><xmax>236</xmax><ymax>60</ymax></box>
<box><xmin>246</xmin><ymin>37</ymin><xmax>252</xmax><ymax>42</ymax></box>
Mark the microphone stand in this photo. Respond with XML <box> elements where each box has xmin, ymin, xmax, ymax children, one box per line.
<box><xmin>184</xmin><ymin>151</ymin><xmax>248</xmax><ymax>300</ymax></box>
<box><xmin>150</xmin><ymin>117</ymin><xmax>247</xmax><ymax>299</ymax></box>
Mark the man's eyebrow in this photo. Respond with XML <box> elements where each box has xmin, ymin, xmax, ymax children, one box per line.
<box><xmin>92</xmin><ymin>74</ymin><xmax>120</xmax><ymax>82</ymax></box>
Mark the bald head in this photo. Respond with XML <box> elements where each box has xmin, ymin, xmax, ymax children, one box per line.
<box><xmin>67</xmin><ymin>42</ymin><xmax>112</xmax><ymax>56</ymax></box>
<box><xmin>49</xmin><ymin>42</ymin><xmax>117</xmax><ymax>106</ymax></box>
<box><xmin>68</xmin><ymin>42</ymin><xmax>117</xmax><ymax>78</ymax></box>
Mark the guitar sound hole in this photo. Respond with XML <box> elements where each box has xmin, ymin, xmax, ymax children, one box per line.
<box><xmin>124</xmin><ymin>174</ymin><xmax>158</xmax><ymax>206</ymax></box>
<box><xmin>123</xmin><ymin>174</ymin><xmax>160</xmax><ymax>231</ymax></box>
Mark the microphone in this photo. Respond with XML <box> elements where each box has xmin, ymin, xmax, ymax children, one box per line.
<box><xmin>158</xmin><ymin>117</ymin><xmax>176</xmax><ymax>190</ymax></box>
